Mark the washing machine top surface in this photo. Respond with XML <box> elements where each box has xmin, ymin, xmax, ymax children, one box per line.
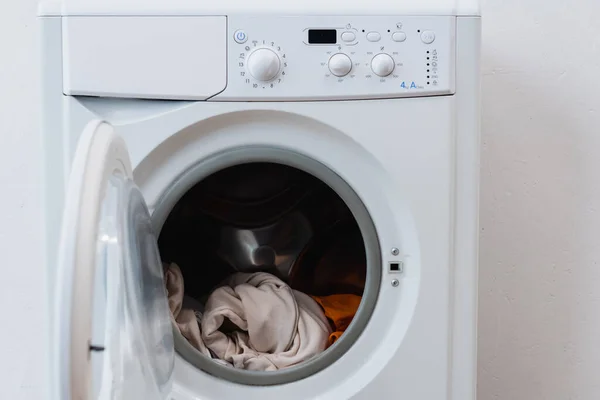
<box><xmin>39</xmin><ymin>0</ymin><xmax>481</xmax><ymax>17</ymax></box>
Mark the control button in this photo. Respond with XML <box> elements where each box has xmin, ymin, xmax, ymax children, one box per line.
<box><xmin>247</xmin><ymin>48</ymin><xmax>281</xmax><ymax>81</ymax></box>
<box><xmin>234</xmin><ymin>30</ymin><xmax>248</xmax><ymax>44</ymax></box>
<box><xmin>328</xmin><ymin>53</ymin><xmax>352</xmax><ymax>77</ymax></box>
<box><xmin>371</xmin><ymin>53</ymin><xmax>395</xmax><ymax>77</ymax></box>
<box><xmin>341</xmin><ymin>31</ymin><xmax>356</xmax><ymax>42</ymax></box>
<box><xmin>366</xmin><ymin>31</ymin><xmax>381</xmax><ymax>42</ymax></box>
<box><xmin>420</xmin><ymin>30</ymin><xmax>436</xmax><ymax>44</ymax></box>
<box><xmin>392</xmin><ymin>31</ymin><xmax>407</xmax><ymax>42</ymax></box>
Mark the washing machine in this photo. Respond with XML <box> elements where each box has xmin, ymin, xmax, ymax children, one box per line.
<box><xmin>38</xmin><ymin>0</ymin><xmax>481</xmax><ymax>399</ymax></box>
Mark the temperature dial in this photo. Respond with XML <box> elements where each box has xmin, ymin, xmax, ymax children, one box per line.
<box><xmin>371</xmin><ymin>53</ymin><xmax>395</xmax><ymax>77</ymax></box>
<box><xmin>247</xmin><ymin>48</ymin><xmax>281</xmax><ymax>82</ymax></box>
<box><xmin>328</xmin><ymin>53</ymin><xmax>352</xmax><ymax>77</ymax></box>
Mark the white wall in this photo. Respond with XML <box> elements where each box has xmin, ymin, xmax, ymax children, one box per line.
<box><xmin>0</xmin><ymin>0</ymin><xmax>46</xmax><ymax>399</ymax></box>
<box><xmin>478</xmin><ymin>0</ymin><xmax>600</xmax><ymax>399</ymax></box>
<box><xmin>1</xmin><ymin>0</ymin><xmax>599</xmax><ymax>399</ymax></box>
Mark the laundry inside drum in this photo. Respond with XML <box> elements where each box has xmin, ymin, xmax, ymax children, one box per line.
<box><xmin>157</xmin><ymin>162</ymin><xmax>372</xmax><ymax>379</ymax></box>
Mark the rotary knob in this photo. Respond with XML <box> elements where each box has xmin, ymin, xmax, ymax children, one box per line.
<box><xmin>371</xmin><ymin>53</ymin><xmax>395</xmax><ymax>77</ymax></box>
<box><xmin>328</xmin><ymin>53</ymin><xmax>352</xmax><ymax>77</ymax></box>
<box><xmin>246</xmin><ymin>48</ymin><xmax>281</xmax><ymax>82</ymax></box>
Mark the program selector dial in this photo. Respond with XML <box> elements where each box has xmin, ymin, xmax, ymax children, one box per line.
<box><xmin>246</xmin><ymin>47</ymin><xmax>281</xmax><ymax>82</ymax></box>
<box><xmin>328</xmin><ymin>53</ymin><xmax>353</xmax><ymax>77</ymax></box>
<box><xmin>371</xmin><ymin>53</ymin><xmax>395</xmax><ymax>77</ymax></box>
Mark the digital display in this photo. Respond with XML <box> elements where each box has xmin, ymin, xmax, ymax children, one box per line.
<box><xmin>308</xmin><ymin>29</ymin><xmax>337</xmax><ymax>44</ymax></box>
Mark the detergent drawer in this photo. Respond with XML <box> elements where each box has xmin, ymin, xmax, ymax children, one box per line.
<box><xmin>62</xmin><ymin>16</ymin><xmax>227</xmax><ymax>100</ymax></box>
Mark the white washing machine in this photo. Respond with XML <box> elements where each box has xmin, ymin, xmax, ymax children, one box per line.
<box><xmin>38</xmin><ymin>0</ymin><xmax>481</xmax><ymax>399</ymax></box>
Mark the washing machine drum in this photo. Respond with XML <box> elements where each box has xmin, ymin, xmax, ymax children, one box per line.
<box><xmin>157</xmin><ymin>162</ymin><xmax>372</xmax><ymax>383</ymax></box>
<box><xmin>183</xmin><ymin>163</ymin><xmax>317</xmax><ymax>228</ymax></box>
<box><xmin>164</xmin><ymin>163</ymin><xmax>361</xmax><ymax>285</ymax></box>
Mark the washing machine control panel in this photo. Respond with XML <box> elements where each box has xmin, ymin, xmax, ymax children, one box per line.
<box><xmin>212</xmin><ymin>16</ymin><xmax>455</xmax><ymax>101</ymax></box>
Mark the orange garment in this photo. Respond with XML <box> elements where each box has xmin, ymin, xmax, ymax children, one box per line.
<box><xmin>310</xmin><ymin>294</ymin><xmax>362</xmax><ymax>347</ymax></box>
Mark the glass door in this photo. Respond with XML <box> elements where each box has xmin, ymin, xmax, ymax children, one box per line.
<box><xmin>53</xmin><ymin>120</ymin><xmax>174</xmax><ymax>400</ymax></box>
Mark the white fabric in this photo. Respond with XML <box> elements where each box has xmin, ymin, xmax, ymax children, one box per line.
<box><xmin>164</xmin><ymin>264</ymin><xmax>210</xmax><ymax>356</ymax></box>
<box><xmin>164</xmin><ymin>263</ymin><xmax>331</xmax><ymax>371</ymax></box>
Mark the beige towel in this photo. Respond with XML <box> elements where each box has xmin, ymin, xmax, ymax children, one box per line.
<box><xmin>165</xmin><ymin>264</ymin><xmax>212</xmax><ymax>358</ymax></box>
<box><xmin>164</xmin><ymin>263</ymin><xmax>331</xmax><ymax>371</ymax></box>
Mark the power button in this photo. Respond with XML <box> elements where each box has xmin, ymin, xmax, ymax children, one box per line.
<box><xmin>234</xmin><ymin>30</ymin><xmax>248</xmax><ymax>44</ymax></box>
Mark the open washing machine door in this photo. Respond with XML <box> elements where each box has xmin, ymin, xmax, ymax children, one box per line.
<box><xmin>53</xmin><ymin>120</ymin><xmax>175</xmax><ymax>400</ymax></box>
